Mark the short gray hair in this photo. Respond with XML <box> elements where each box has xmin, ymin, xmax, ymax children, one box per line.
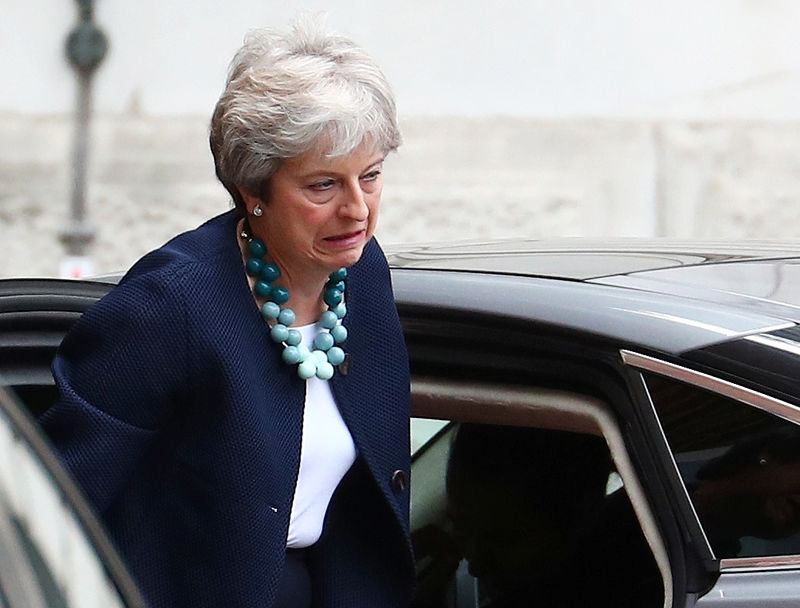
<box><xmin>210</xmin><ymin>18</ymin><xmax>402</xmax><ymax>214</ymax></box>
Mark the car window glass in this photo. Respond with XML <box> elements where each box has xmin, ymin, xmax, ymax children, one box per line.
<box><xmin>0</xmin><ymin>401</ymin><xmax>126</xmax><ymax>607</ymax></box>
<box><xmin>410</xmin><ymin>418</ymin><xmax>662</xmax><ymax>608</ymax></box>
<box><xmin>411</xmin><ymin>418</ymin><xmax>450</xmax><ymax>455</ymax></box>
<box><xmin>643</xmin><ymin>371</ymin><xmax>800</xmax><ymax>560</ymax></box>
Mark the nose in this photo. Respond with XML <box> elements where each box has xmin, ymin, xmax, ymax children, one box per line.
<box><xmin>339</xmin><ymin>180</ymin><xmax>369</xmax><ymax>221</ymax></box>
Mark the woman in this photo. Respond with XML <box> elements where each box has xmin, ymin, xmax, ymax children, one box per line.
<box><xmin>41</xmin><ymin>19</ymin><xmax>413</xmax><ymax>608</ymax></box>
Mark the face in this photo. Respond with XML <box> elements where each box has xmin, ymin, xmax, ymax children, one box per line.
<box><xmin>243</xmin><ymin>140</ymin><xmax>384</xmax><ymax>281</ymax></box>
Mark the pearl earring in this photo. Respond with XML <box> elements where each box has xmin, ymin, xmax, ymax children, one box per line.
<box><xmin>252</xmin><ymin>205</ymin><xmax>263</xmax><ymax>217</ymax></box>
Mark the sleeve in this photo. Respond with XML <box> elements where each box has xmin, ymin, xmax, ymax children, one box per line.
<box><xmin>40</xmin><ymin>271</ymin><xmax>190</xmax><ymax>513</ymax></box>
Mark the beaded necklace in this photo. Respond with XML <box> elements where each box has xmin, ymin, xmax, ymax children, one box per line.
<box><xmin>242</xmin><ymin>230</ymin><xmax>348</xmax><ymax>380</ymax></box>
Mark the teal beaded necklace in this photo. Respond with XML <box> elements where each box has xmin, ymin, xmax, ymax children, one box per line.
<box><xmin>243</xmin><ymin>231</ymin><xmax>348</xmax><ymax>380</ymax></box>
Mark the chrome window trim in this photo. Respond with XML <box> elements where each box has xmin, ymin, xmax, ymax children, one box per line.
<box><xmin>620</xmin><ymin>350</ymin><xmax>800</xmax><ymax>427</ymax></box>
<box><xmin>720</xmin><ymin>556</ymin><xmax>800</xmax><ymax>571</ymax></box>
<box><xmin>621</xmin><ymin>349</ymin><xmax>800</xmax><ymax>572</ymax></box>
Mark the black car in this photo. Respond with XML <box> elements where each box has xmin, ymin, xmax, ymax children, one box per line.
<box><xmin>4</xmin><ymin>239</ymin><xmax>800</xmax><ymax>607</ymax></box>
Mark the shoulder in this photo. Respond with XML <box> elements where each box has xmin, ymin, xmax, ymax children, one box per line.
<box><xmin>53</xmin><ymin>213</ymin><xmax>243</xmax><ymax>428</ymax></box>
<box><xmin>70</xmin><ymin>212</ymin><xmax>241</xmax><ymax>346</ymax></box>
<box><xmin>110</xmin><ymin>211</ymin><xmax>239</xmax><ymax>306</ymax></box>
<box><xmin>349</xmin><ymin>237</ymin><xmax>390</xmax><ymax>286</ymax></box>
<box><xmin>361</xmin><ymin>237</ymin><xmax>388</xmax><ymax>266</ymax></box>
<box><xmin>120</xmin><ymin>211</ymin><xmax>238</xmax><ymax>285</ymax></box>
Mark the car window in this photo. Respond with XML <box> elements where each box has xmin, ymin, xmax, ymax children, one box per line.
<box><xmin>410</xmin><ymin>418</ymin><xmax>662</xmax><ymax>608</ymax></box>
<box><xmin>0</xmin><ymin>388</ymin><xmax>133</xmax><ymax>607</ymax></box>
<box><xmin>411</xmin><ymin>418</ymin><xmax>450</xmax><ymax>455</ymax></box>
<box><xmin>643</xmin><ymin>371</ymin><xmax>800</xmax><ymax>560</ymax></box>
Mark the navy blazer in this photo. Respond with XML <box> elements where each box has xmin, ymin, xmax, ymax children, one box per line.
<box><xmin>41</xmin><ymin>211</ymin><xmax>414</xmax><ymax>608</ymax></box>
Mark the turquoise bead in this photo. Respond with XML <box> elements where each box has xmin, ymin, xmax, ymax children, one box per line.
<box><xmin>246</xmin><ymin>258</ymin><xmax>263</xmax><ymax>276</ymax></box>
<box><xmin>260</xmin><ymin>263</ymin><xmax>280</xmax><ymax>283</ymax></box>
<box><xmin>249</xmin><ymin>239</ymin><xmax>266</xmax><ymax>258</ymax></box>
<box><xmin>319</xmin><ymin>311</ymin><xmax>338</xmax><ymax>329</ymax></box>
<box><xmin>254</xmin><ymin>280</ymin><xmax>272</xmax><ymax>298</ymax></box>
<box><xmin>314</xmin><ymin>332</ymin><xmax>334</xmax><ymax>351</ymax></box>
<box><xmin>330</xmin><ymin>324</ymin><xmax>348</xmax><ymax>343</ymax></box>
<box><xmin>330</xmin><ymin>268</ymin><xmax>347</xmax><ymax>282</ymax></box>
<box><xmin>243</xmin><ymin>244</ymin><xmax>350</xmax><ymax>378</ymax></box>
<box><xmin>271</xmin><ymin>324</ymin><xmax>289</xmax><ymax>343</ymax></box>
<box><xmin>272</xmin><ymin>287</ymin><xmax>290</xmax><ymax>305</ymax></box>
<box><xmin>316</xmin><ymin>361</ymin><xmax>334</xmax><ymax>380</ymax></box>
<box><xmin>323</xmin><ymin>288</ymin><xmax>343</xmax><ymax>307</ymax></box>
<box><xmin>298</xmin><ymin>360</ymin><xmax>317</xmax><ymax>379</ymax></box>
<box><xmin>326</xmin><ymin>279</ymin><xmax>345</xmax><ymax>292</ymax></box>
<box><xmin>278</xmin><ymin>309</ymin><xmax>296</xmax><ymax>326</ymax></box>
<box><xmin>282</xmin><ymin>346</ymin><xmax>301</xmax><ymax>364</ymax></box>
<box><xmin>261</xmin><ymin>301</ymin><xmax>280</xmax><ymax>319</ymax></box>
<box><xmin>327</xmin><ymin>346</ymin><xmax>345</xmax><ymax>366</ymax></box>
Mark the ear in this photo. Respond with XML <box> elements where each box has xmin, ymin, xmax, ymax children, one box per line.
<box><xmin>236</xmin><ymin>186</ymin><xmax>263</xmax><ymax>214</ymax></box>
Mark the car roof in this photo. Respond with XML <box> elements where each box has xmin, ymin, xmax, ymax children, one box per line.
<box><xmin>386</xmin><ymin>238</ymin><xmax>800</xmax><ymax>281</ymax></box>
<box><xmin>4</xmin><ymin>239</ymin><xmax>800</xmax><ymax>359</ymax></box>
<box><xmin>388</xmin><ymin>239</ymin><xmax>800</xmax><ymax>354</ymax></box>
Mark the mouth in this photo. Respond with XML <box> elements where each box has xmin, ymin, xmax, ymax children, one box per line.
<box><xmin>323</xmin><ymin>229</ymin><xmax>366</xmax><ymax>247</ymax></box>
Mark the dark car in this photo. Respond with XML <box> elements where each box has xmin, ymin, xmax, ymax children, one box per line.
<box><xmin>4</xmin><ymin>239</ymin><xmax>800</xmax><ymax>607</ymax></box>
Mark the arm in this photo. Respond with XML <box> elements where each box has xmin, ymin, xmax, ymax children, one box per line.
<box><xmin>41</xmin><ymin>271</ymin><xmax>189</xmax><ymax>514</ymax></box>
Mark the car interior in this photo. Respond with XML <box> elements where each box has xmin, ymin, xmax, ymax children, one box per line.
<box><xmin>409</xmin><ymin>378</ymin><xmax>670</xmax><ymax>608</ymax></box>
<box><xmin>0</xmin><ymin>280</ymin><xmax>108</xmax><ymax>418</ymax></box>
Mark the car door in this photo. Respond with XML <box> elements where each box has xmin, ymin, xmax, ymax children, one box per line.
<box><xmin>0</xmin><ymin>385</ymin><xmax>145</xmax><ymax>607</ymax></box>
<box><xmin>398</xmin><ymin>295</ymin><xmax>693</xmax><ymax>608</ymax></box>
<box><xmin>623</xmin><ymin>348</ymin><xmax>800</xmax><ymax>607</ymax></box>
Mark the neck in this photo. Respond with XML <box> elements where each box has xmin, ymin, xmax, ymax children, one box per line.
<box><xmin>237</xmin><ymin>219</ymin><xmax>330</xmax><ymax>325</ymax></box>
<box><xmin>283</xmin><ymin>280</ymin><xmax>328</xmax><ymax>325</ymax></box>
<box><xmin>237</xmin><ymin>219</ymin><xmax>349</xmax><ymax>381</ymax></box>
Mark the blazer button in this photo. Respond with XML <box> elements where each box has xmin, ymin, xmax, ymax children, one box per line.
<box><xmin>390</xmin><ymin>469</ymin><xmax>408</xmax><ymax>494</ymax></box>
<box><xmin>338</xmin><ymin>354</ymin><xmax>353</xmax><ymax>376</ymax></box>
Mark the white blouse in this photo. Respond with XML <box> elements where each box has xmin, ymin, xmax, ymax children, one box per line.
<box><xmin>285</xmin><ymin>323</ymin><xmax>357</xmax><ymax>548</ymax></box>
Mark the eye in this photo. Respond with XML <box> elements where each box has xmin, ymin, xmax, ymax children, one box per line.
<box><xmin>308</xmin><ymin>178</ymin><xmax>335</xmax><ymax>191</ymax></box>
<box><xmin>361</xmin><ymin>169</ymin><xmax>382</xmax><ymax>182</ymax></box>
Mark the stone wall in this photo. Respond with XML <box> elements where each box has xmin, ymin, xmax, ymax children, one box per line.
<box><xmin>2</xmin><ymin>113</ymin><xmax>800</xmax><ymax>277</ymax></box>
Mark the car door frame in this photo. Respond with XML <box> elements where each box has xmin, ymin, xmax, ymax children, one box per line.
<box><xmin>622</xmin><ymin>349</ymin><xmax>800</xmax><ymax>607</ymax></box>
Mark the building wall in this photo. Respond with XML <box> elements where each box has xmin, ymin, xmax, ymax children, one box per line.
<box><xmin>3</xmin><ymin>113</ymin><xmax>800</xmax><ymax>277</ymax></box>
<box><xmin>6</xmin><ymin>1</ymin><xmax>800</xmax><ymax>119</ymax></box>
<box><xmin>3</xmin><ymin>1</ymin><xmax>800</xmax><ymax>276</ymax></box>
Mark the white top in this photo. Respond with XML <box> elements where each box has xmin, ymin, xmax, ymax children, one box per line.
<box><xmin>285</xmin><ymin>323</ymin><xmax>357</xmax><ymax>548</ymax></box>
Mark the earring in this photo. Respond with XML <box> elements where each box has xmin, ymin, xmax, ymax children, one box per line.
<box><xmin>252</xmin><ymin>205</ymin><xmax>263</xmax><ymax>217</ymax></box>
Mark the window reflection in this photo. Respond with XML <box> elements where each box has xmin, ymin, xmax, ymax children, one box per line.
<box><xmin>645</xmin><ymin>372</ymin><xmax>800</xmax><ymax>559</ymax></box>
<box><xmin>0</xmin><ymin>393</ymin><xmax>126</xmax><ymax>607</ymax></box>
